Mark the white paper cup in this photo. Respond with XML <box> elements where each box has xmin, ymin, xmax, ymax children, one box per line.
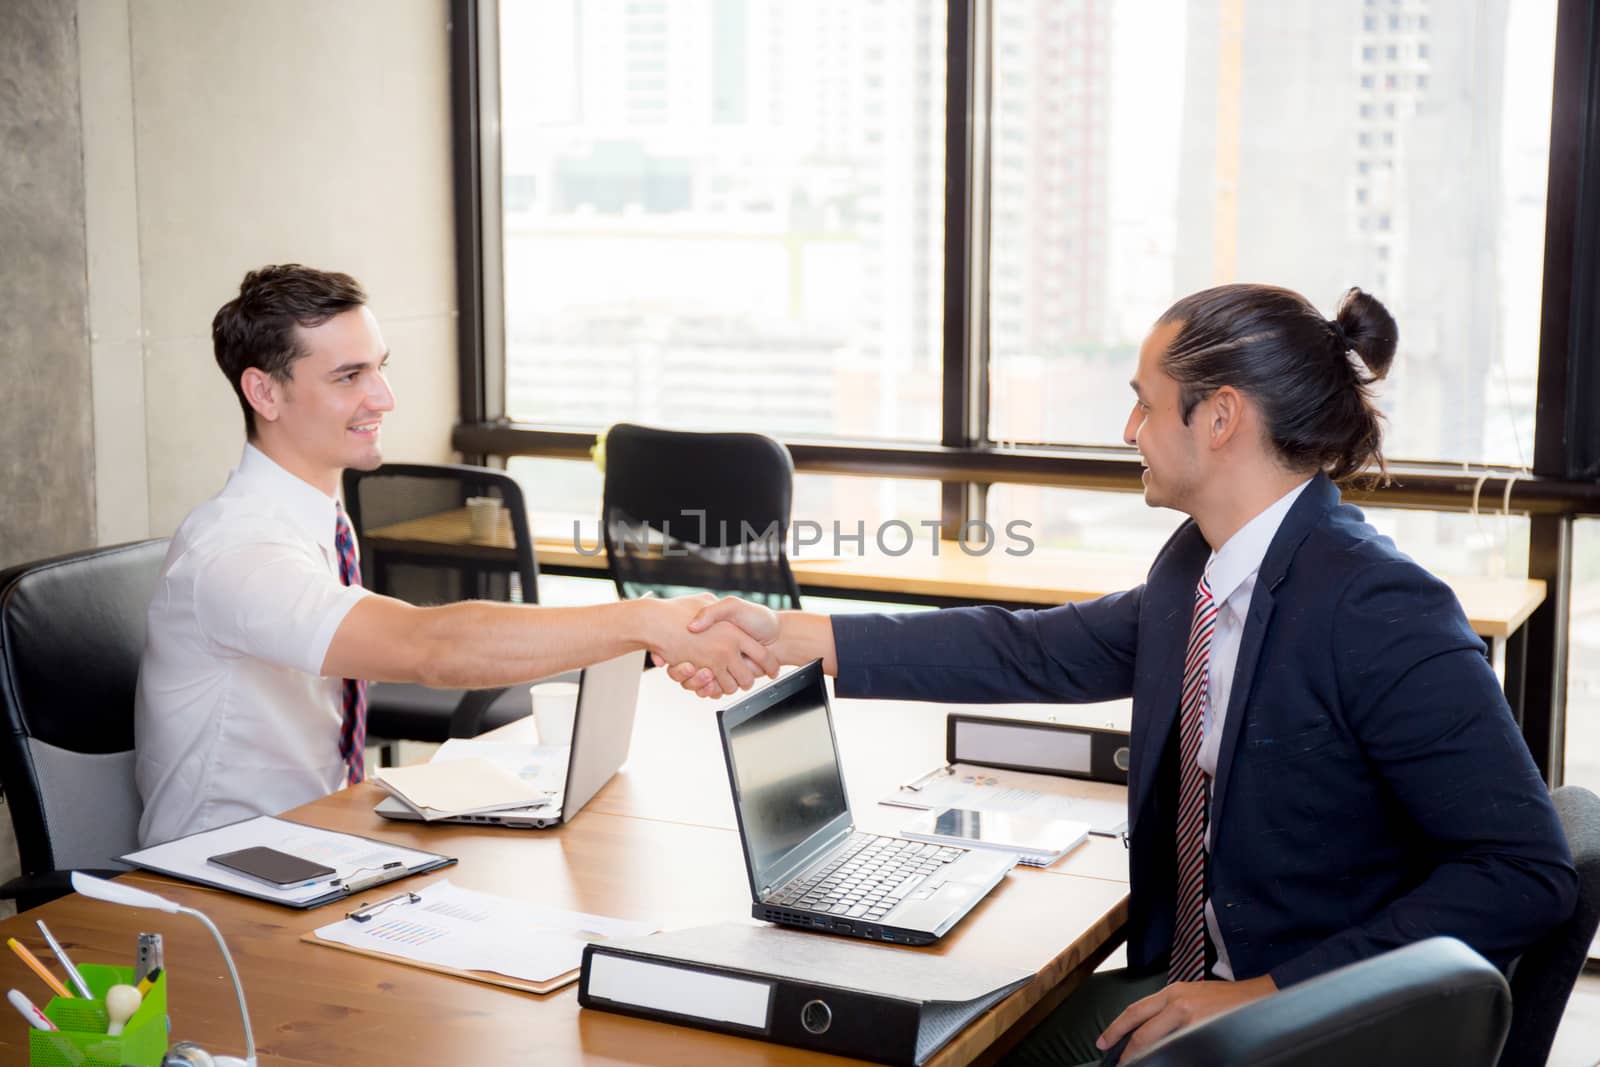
<box><xmin>530</xmin><ymin>681</ymin><xmax>580</xmax><ymax>745</ymax></box>
<box><xmin>466</xmin><ymin>496</ymin><xmax>503</xmax><ymax>541</ymax></box>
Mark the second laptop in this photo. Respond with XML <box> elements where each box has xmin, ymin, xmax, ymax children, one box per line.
<box><xmin>717</xmin><ymin>660</ymin><xmax>1017</xmax><ymax>946</ymax></box>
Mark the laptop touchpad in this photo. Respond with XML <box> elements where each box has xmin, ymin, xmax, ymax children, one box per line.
<box><xmin>890</xmin><ymin>882</ymin><xmax>979</xmax><ymax>928</ymax></box>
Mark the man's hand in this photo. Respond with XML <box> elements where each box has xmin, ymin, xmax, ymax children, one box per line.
<box><xmin>642</xmin><ymin>595</ymin><xmax>779</xmax><ymax>695</ymax></box>
<box><xmin>653</xmin><ymin>597</ymin><xmax>781</xmax><ymax>699</ymax></box>
<box><xmin>1098</xmin><ymin>975</ymin><xmax>1276</xmax><ymax>1061</ymax></box>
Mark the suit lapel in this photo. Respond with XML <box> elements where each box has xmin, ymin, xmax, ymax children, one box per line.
<box><xmin>1208</xmin><ymin>474</ymin><xmax>1340</xmax><ymax>837</ymax></box>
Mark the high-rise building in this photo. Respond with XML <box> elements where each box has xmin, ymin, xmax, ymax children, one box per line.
<box><xmin>1175</xmin><ymin>0</ymin><xmax>1512</xmax><ymax>464</ymax></box>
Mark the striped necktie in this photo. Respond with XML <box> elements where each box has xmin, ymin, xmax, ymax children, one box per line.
<box><xmin>334</xmin><ymin>502</ymin><xmax>368</xmax><ymax>785</ymax></box>
<box><xmin>1171</xmin><ymin>572</ymin><xmax>1216</xmax><ymax>983</ymax></box>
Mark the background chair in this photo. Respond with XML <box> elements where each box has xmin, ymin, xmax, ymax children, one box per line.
<box><xmin>1127</xmin><ymin>936</ymin><xmax>1510</xmax><ymax>1067</ymax></box>
<box><xmin>0</xmin><ymin>539</ymin><xmax>168</xmax><ymax>911</ymax></box>
<box><xmin>1498</xmin><ymin>784</ymin><xmax>1600</xmax><ymax>1067</ymax></box>
<box><xmin>601</xmin><ymin>423</ymin><xmax>802</xmax><ymax>610</ymax></box>
<box><xmin>343</xmin><ymin>463</ymin><xmax>545</xmax><ymax>756</ymax></box>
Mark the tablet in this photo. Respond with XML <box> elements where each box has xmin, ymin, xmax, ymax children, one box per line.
<box><xmin>901</xmin><ymin>807</ymin><xmax>1089</xmax><ymax>864</ymax></box>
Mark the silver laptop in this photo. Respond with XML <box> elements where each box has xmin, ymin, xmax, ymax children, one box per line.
<box><xmin>717</xmin><ymin>661</ymin><xmax>1017</xmax><ymax>946</ymax></box>
<box><xmin>374</xmin><ymin>649</ymin><xmax>645</xmax><ymax>828</ymax></box>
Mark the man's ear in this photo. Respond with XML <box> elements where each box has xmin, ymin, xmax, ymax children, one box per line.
<box><xmin>240</xmin><ymin>367</ymin><xmax>284</xmax><ymax>427</ymax></box>
<box><xmin>1208</xmin><ymin>385</ymin><xmax>1243</xmax><ymax>450</ymax></box>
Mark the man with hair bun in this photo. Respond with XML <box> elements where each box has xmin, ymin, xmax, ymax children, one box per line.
<box><xmin>668</xmin><ymin>283</ymin><xmax>1577</xmax><ymax>1065</ymax></box>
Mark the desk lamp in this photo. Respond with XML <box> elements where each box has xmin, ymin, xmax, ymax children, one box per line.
<box><xmin>69</xmin><ymin>872</ymin><xmax>257</xmax><ymax>1067</ymax></box>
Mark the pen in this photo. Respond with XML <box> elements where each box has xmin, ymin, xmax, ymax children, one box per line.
<box><xmin>331</xmin><ymin>860</ymin><xmax>404</xmax><ymax>891</ymax></box>
<box><xmin>346</xmin><ymin>891</ymin><xmax>421</xmax><ymax>923</ymax></box>
<box><xmin>6</xmin><ymin>938</ymin><xmax>72</xmax><ymax>999</ymax></box>
<box><xmin>6</xmin><ymin>988</ymin><xmax>57</xmax><ymax>1031</ymax></box>
<box><xmin>34</xmin><ymin>920</ymin><xmax>92</xmax><ymax>999</ymax></box>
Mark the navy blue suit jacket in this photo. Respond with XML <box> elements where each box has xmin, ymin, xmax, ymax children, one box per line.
<box><xmin>832</xmin><ymin>475</ymin><xmax>1576</xmax><ymax>986</ymax></box>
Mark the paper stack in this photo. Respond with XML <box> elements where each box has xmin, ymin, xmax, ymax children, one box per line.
<box><xmin>374</xmin><ymin>739</ymin><xmax>569</xmax><ymax>821</ymax></box>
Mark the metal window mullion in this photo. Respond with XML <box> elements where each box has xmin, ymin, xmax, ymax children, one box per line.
<box><xmin>449</xmin><ymin>0</ymin><xmax>486</xmax><ymax>458</ymax></box>
<box><xmin>941</xmin><ymin>0</ymin><xmax>994</xmax><ymax>538</ymax></box>
<box><xmin>476</xmin><ymin>0</ymin><xmax>506</xmax><ymax>425</ymax></box>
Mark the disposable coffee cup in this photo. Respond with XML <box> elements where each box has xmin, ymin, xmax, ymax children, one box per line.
<box><xmin>530</xmin><ymin>681</ymin><xmax>580</xmax><ymax>745</ymax></box>
<box><xmin>466</xmin><ymin>496</ymin><xmax>503</xmax><ymax>541</ymax></box>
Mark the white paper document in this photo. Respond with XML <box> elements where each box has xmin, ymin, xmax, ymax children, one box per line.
<box><xmin>374</xmin><ymin>757</ymin><xmax>554</xmax><ymax>819</ymax></box>
<box><xmin>431</xmin><ymin>739</ymin><xmax>569</xmax><ymax>786</ymax></box>
<box><xmin>881</xmin><ymin>763</ymin><xmax>1128</xmax><ymax>836</ymax></box>
<box><xmin>314</xmin><ymin>879</ymin><xmax>655</xmax><ymax>984</ymax></box>
<box><xmin>122</xmin><ymin>815</ymin><xmax>448</xmax><ymax>905</ymax></box>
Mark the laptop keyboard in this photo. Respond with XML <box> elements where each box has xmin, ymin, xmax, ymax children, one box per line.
<box><xmin>767</xmin><ymin>833</ymin><xmax>965</xmax><ymax>922</ymax></box>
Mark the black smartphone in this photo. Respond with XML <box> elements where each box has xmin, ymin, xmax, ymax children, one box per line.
<box><xmin>206</xmin><ymin>846</ymin><xmax>336</xmax><ymax>889</ymax></box>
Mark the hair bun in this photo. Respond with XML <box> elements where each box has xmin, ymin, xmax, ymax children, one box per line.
<box><xmin>1333</xmin><ymin>287</ymin><xmax>1398</xmax><ymax>380</ymax></box>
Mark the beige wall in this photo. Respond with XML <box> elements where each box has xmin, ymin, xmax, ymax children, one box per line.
<box><xmin>79</xmin><ymin>0</ymin><xmax>460</xmax><ymax>541</ymax></box>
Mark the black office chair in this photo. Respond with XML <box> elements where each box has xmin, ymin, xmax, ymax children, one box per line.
<box><xmin>1498</xmin><ymin>784</ymin><xmax>1600</xmax><ymax>1067</ymax></box>
<box><xmin>601</xmin><ymin>423</ymin><xmax>802</xmax><ymax>610</ymax></box>
<box><xmin>343</xmin><ymin>464</ymin><xmax>544</xmax><ymax>756</ymax></box>
<box><xmin>0</xmin><ymin>539</ymin><xmax>168</xmax><ymax>911</ymax></box>
<box><xmin>1127</xmin><ymin>937</ymin><xmax>1511</xmax><ymax>1067</ymax></box>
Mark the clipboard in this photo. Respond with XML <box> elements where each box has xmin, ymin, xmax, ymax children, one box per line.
<box><xmin>120</xmin><ymin>814</ymin><xmax>456</xmax><ymax>909</ymax></box>
<box><xmin>299</xmin><ymin>879</ymin><xmax>655</xmax><ymax>995</ymax></box>
<box><xmin>299</xmin><ymin>926</ymin><xmax>573</xmax><ymax>995</ymax></box>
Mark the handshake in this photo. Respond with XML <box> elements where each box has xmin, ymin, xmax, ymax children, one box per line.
<box><xmin>642</xmin><ymin>594</ymin><xmax>786</xmax><ymax>698</ymax></box>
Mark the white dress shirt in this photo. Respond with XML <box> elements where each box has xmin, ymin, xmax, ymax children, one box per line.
<box><xmin>134</xmin><ymin>444</ymin><xmax>370</xmax><ymax>846</ymax></box>
<box><xmin>1195</xmin><ymin>478</ymin><xmax>1311</xmax><ymax>979</ymax></box>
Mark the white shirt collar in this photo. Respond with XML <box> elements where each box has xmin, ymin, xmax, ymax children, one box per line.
<box><xmin>233</xmin><ymin>443</ymin><xmax>341</xmax><ymax>560</ymax></box>
<box><xmin>1205</xmin><ymin>478</ymin><xmax>1314</xmax><ymax>606</ymax></box>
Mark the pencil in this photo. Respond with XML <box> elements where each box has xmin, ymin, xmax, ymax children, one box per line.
<box><xmin>5</xmin><ymin>938</ymin><xmax>72</xmax><ymax>1000</ymax></box>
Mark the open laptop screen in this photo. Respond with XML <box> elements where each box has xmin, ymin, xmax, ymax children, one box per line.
<box><xmin>724</xmin><ymin>666</ymin><xmax>850</xmax><ymax>889</ymax></box>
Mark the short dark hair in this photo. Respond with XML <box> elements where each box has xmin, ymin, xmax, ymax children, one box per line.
<box><xmin>1155</xmin><ymin>283</ymin><xmax>1399</xmax><ymax>485</ymax></box>
<box><xmin>212</xmin><ymin>264</ymin><xmax>367</xmax><ymax>438</ymax></box>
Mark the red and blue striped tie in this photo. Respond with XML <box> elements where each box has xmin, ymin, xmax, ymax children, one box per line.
<box><xmin>334</xmin><ymin>503</ymin><xmax>367</xmax><ymax>785</ymax></box>
<box><xmin>1171</xmin><ymin>572</ymin><xmax>1216</xmax><ymax>983</ymax></box>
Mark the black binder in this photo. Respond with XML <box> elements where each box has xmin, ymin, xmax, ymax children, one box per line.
<box><xmin>579</xmin><ymin>923</ymin><xmax>1031</xmax><ymax>1066</ymax></box>
<box><xmin>946</xmin><ymin>713</ymin><xmax>1131</xmax><ymax>785</ymax></box>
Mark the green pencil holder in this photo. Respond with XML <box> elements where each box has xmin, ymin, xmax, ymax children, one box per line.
<box><xmin>29</xmin><ymin>963</ymin><xmax>168</xmax><ymax>1067</ymax></box>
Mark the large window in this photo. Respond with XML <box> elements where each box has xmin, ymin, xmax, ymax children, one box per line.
<box><xmin>498</xmin><ymin>0</ymin><xmax>946</xmax><ymax>442</ymax></box>
<box><xmin>470</xmin><ymin>0</ymin><xmax>1600</xmax><ymax>789</ymax></box>
<box><xmin>986</xmin><ymin>0</ymin><xmax>1557</xmax><ymax>465</ymax></box>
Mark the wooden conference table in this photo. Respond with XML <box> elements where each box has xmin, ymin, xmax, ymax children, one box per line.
<box><xmin>366</xmin><ymin>508</ymin><xmax>1548</xmax><ymax>718</ymax></box>
<box><xmin>0</xmin><ymin>672</ymin><xmax>1131</xmax><ymax>1066</ymax></box>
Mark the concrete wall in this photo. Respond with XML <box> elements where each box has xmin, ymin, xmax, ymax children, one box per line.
<box><xmin>0</xmin><ymin>0</ymin><xmax>96</xmax><ymax>569</ymax></box>
<box><xmin>6</xmin><ymin>0</ymin><xmax>459</xmax><ymax>563</ymax></box>
<box><xmin>82</xmin><ymin>0</ymin><xmax>460</xmax><ymax>539</ymax></box>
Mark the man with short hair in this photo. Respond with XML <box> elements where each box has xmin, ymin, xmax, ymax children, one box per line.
<box><xmin>135</xmin><ymin>264</ymin><xmax>775</xmax><ymax>846</ymax></box>
<box><xmin>667</xmin><ymin>284</ymin><xmax>1577</xmax><ymax>1064</ymax></box>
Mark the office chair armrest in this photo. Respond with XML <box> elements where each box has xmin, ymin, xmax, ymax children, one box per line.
<box><xmin>0</xmin><ymin>868</ymin><xmax>130</xmax><ymax>912</ymax></box>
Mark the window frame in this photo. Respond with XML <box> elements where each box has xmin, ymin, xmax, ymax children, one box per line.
<box><xmin>450</xmin><ymin>0</ymin><xmax>1600</xmax><ymax>783</ymax></box>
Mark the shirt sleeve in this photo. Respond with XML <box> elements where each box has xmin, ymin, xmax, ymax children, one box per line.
<box><xmin>192</xmin><ymin>539</ymin><xmax>371</xmax><ymax>677</ymax></box>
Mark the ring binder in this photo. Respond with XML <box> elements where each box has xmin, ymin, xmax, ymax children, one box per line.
<box><xmin>946</xmin><ymin>713</ymin><xmax>1131</xmax><ymax>785</ymax></box>
<box><xmin>579</xmin><ymin>923</ymin><xmax>1032</xmax><ymax>1066</ymax></box>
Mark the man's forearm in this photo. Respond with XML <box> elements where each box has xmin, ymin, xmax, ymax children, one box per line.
<box><xmin>330</xmin><ymin>596</ymin><xmax>660</xmax><ymax>688</ymax></box>
<box><xmin>406</xmin><ymin>599</ymin><xmax>658</xmax><ymax>688</ymax></box>
<box><xmin>328</xmin><ymin>593</ymin><xmax>778</xmax><ymax>694</ymax></box>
